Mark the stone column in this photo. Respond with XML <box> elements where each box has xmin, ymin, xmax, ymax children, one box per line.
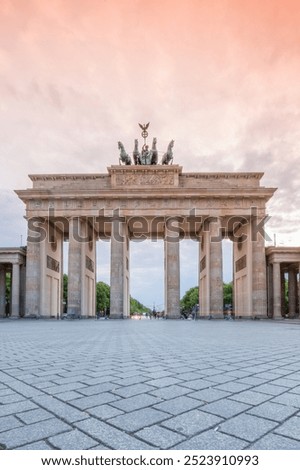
<box><xmin>67</xmin><ymin>218</ymin><xmax>82</xmax><ymax>318</ymax></box>
<box><xmin>0</xmin><ymin>267</ymin><xmax>6</xmax><ymax>317</ymax></box>
<box><xmin>11</xmin><ymin>263</ymin><xmax>20</xmax><ymax>317</ymax></box>
<box><xmin>209</xmin><ymin>218</ymin><xmax>223</xmax><ymax>316</ymax></box>
<box><xmin>267</xmin><ymin>263</ymin><xmax>273</xmax><ymax>317</ymax></box>
<box><xmin>288</xmin><ymin>267</ymin><xmax>297</xmax><ymax>318</ymax></box>
<box><xmin>272</xmin><ymin>262</ymin><xmax>282</xmax><ymax>319</ymax></box>
<box><xmin>25</xmin><ymin>222</ymin><xmax>42</xmax><ymax>316</ymax></box>
<box><xmin>251</xmin><ymin>214</ymin><xmax>267</xmax><ymax>317</ymax></box>
<box><xmin>110</xmin><ymin>217</ymin><xmax>129</xmax><ymax>318</ymax></box>
<box><xmin>298</xmin><ymin>263</ymin><xmax>300</xmax><ymax>317</ymax></box>
<box><xmin>164</xmin><ymin>218</ymin><xmax>180</xmax><ymax>319</ymax></box>
<box><xmin>281</xmin><ymin>269</ymin><xmax>286</xmax><ymax>316</ymax></box>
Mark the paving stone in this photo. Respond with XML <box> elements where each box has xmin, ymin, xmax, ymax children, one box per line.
<box><xmin>0</xmin><ymin>393</ymin><xmax>27</xmax><ymax>404</ymax></box>
<box><xmin>145</xmin><ymin>377</ymin><xmax>181</xmax><ymax>388</ymax></box>
<box><xmin>111</xmin><ymin>375</ymin><xmax>148</xmax><ymax>387</ymax></box>
<box><xmin>0</xmin><ymin>389</ymin><xmax>12</xmax><ymax>397</ymax></box>
<box><xmin>272</xmin><ymin>392</ymin><xmax>300</xmax><ymax>408</ymax></box>
<box><xmin>237</xmin><ymin>377</ymin><xmax>267</xmax><ymax>386</ymax></box>
<box><xmin>0</xmin><ymin>380</ymin><xmax>44</xmax><ymax>398</ymax></box>
<box><xmin>230</xmin><ymin>390</ymin><xmax>270</xmax><ymax>406</ymax></box>
<box><xmin>48</xmin><ymin>429</ymin><xmax>98</xmax><ymax>450</ymax></box>
<box><xmin>89</xmin><ymin>444</ymin><xmax>111</xmax><ymax>450</ymax></box>
<box><xmin>87</xmin><ymin>404</ymin><xmax>124</xmax><ymax>419</ymax></box>
<box><xmin>175</xmin><ymin>378</ymin><xmax>214</xmax><ymax>391</ymax></box>
<box><xmin>150</xmin><ymin>385</ymin><xmax>193</xmax><ymax>400</ymax></box>
<box><xmin>145</xmin><ymin>371</ymin><xmax>174</xmax><ymax>379</ymax></box>
<box><xmin>205</xmin><ymin>374</ymin><xmax>234</xmax><ymax>384</ymax></box>
<box><xmin>248</xmin><ymin>433</ymin><xmax>300</xmax><ymax>450</ymax></box>
<box><xmin>0</xmin><ymin>401</ymin><xmax>38</xmax><ymax>418</ymax></box>
<box><xmin>112</xmin><ymin>393</ymin><xmax>161</xmax><ymax>412</ymax></box>
<box><xmin>70</xmin><ymin>392</ymin><xmax>119</xmax><ymax>410</ymax></box>
<box><xmin>34</xmin><ymin>382</ymin><xmax>58</xmax><ymax>389</ymax></box>
<box><xmin>54</xmin><ymin>391</ymin><xmax>83</xmax><ymax>401</ymax></box>
<box><xmin>0</xmin><ymin>418</ymin><xmax>71</xmax><ymax>449</ymax></box>
<box><xmin>200</xmin><ymin>398</ymin><xmax>251</xmax><ymax>418</ymax></box>
<box><xmin>76</xmin><ymin>418</ymin><xmax>154</xmax><ymax>449</ymax></box>
<box><xmin>135</xmin><ymin>425</ymin><xmax>184</xmax><ymax>449</ymax></box>
<box><xmin>33</xmin><ymin>395</ymin><xmax>88</xmax><ymax>423</ymax></box>
<box><xmin>223</xmin><ymin>370</ymin><xmax>251</xmax><ymax>379</ymax></box>
<box><xmin>52</xmin><ymin>375</ymin><xmax>90</xmax><ymax>385</ymax></box>
<box><xmin>175</xmin><ymin>372</ymin><xmax>203</xmax><ymax>381</ymax></box>
<box><xmin>0</xmin><ymin>415</ymin><xmax>22</xmax><ymax>432</ymax></box>
<box><xmin>247</xmin><ymin>401</ymin><xmax>297</xmax><ymax>422</ymax></box>
<box><xmin>162</xmin><ymin>409</ymin><xmax>223</xmax><ymax>436</ymax></box>
<box><xmin>188</xmin><ymin>388</ymin><xmax>231</xmax><ymax>403</ymax></box>
<box><xmin>16</xmin><ymin>440</ymin><xmax>53</xmax><ymax>450</ymax></box>
<box><xmin>215</xmin><ymin>382</ymin><xmax>251</xmax><ymax>393</ymax></box>
<box><xmin>173</xmin><ymin>429</ymin><xmax>248</xmax><ymax>450</ymax></box>
<box><xmin>154</xmin><ymin>396</ymin><xmax>202</xmax><ymax>414</ymax></box>
<box><xmin>78</xmin><ymin>382</ymin><xmax>116</xmax><ymax>396</ymax></box>
<box><xmin>219</xmin><ymin>413</ymin><xmax>276</xmax><ymax>442</ymax></box>
<box><xmin>198</xmin><ymin>368</ymin><xmax>225</xmax><ymax>377</ymax></box>
<box><xmin>108</xmin><ymin>408</ymin><xmax>169</xmax><ymax>432</ymax></box>
<box><xmin>113</xmin><ymin>383</ymin><xmax>155</xmax><ymax>398</ymax></box>
<box><xmin>270</xmin><ymin>377</ymin><xmax>300</xmax><ymax>388</ymax></box>
<box><xmin>17</xmin><ymin>408</ymin><xmax>54</xmax><ymax>424</ymax></box>
<box><xmin>251</xmin><ymin>383</ymin><xmax>288</xmax><ymax>396</ymax></box>
<box><xmin>274</xmin><ymin>416</ymin><xmax>300</xmax><ymax>441</ymax></box>
<box><xmin>253</xmin><ymin>372</ymin><xmax>282</xmax><ymax>380</ymax></box>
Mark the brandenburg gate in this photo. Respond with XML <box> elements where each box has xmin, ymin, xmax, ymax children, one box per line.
<box><xmin>15</xmin><ymin>128</ymin><xmax>277</xmax><ymax>319</ymax></box>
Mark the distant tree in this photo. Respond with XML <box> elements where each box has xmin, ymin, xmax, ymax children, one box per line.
<box><xmin>5</xmin><ymin>273</ymin><xmax>10</xmax><ymax>303</ymax></box>
<box><xmin>180</xmin><ymin>286</ymin><xmax>199</xmax><ymax>312</ymax></box>
<box><xmin>96</xmin><ymin>281</ymin><xmax>110</xmax><ymax>312</ymax></box>
<box><xmin>130</xmin><ymin>297</ymin><xmax>150</xmax><ymax>314</ymax></box>
<box><xmin>63</xmin><ymin>274</ymin><xmax>68</xmax><ymax>310</ymax></box>
<box><xmin>223</xmin><ymin>282</ymin><xmax>233</xmax><ymax>306</ymax></box>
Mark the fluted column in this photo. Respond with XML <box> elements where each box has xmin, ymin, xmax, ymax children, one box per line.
<box><xmin>67</xmin><ymin>218</ymin><xmax>82</xmax><ymax>318</ymax></box>
<box><xmin>11</xmin><ymin>263</ymin><xmax>20</xmax><ymax>317</ymax></box>
<box><xmin>251</xmin><ymin>213</ymin><xmax>267</xmax><ymax>317</ymax></box>
<box><xmin>0</xmin><ymin>267</ymin><xmax>6</xmax><ymax>317</ymax></box>
<box><xmin>281</xmin><ymin>269</ymin><xmax>286</xmax><ymax>316</ymax></box>
<box><xmin>209</xmin><ymin>218</ymin><xmax>223</xmax><ymax>316</ymax></box>
<box><xmin>272</xmin><ymin>262</ymin><xmax>281</xmax><ymax>318</ymax></box>
<box><xmin>288</xmin><ymin>267</ymin><xmax>297</xmax><ymax>318</ymax></box>
<box><xmin>25</xmin><ymin>221</ymin><xmax>42</xmax><ymax>316</ymax></box>
<box><xmin>110</xmin><ymin>217</ymin><xmax>129</xmax><ymax>318</ymax></box>
<box><xmin>164</xmin><ymin>218</ymin><xmax>180</xmax><ymax>319</ymax></box>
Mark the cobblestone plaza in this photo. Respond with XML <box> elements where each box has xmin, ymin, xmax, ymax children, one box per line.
<box><xmin>0</xmin><ymin>319</ymin><xmax>299</xmax><ymax>450</ymax></box>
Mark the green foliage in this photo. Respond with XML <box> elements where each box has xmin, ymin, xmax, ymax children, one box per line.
<box><xmin>180</xmin><ymin>286</ymin><xmax>199</xmax><ymax>312</ymax></box>
<box><xmin>63</xmin><ymin>275</ymin><xmax>148</xmax><ymax>315</ymax></box>
<box><xmin>63</xmin><ymin>274</ymin><xmax>68</xmax><ymax>305</ymax></box>
<box><xmin>5</xmin><ymin>273</ymin><xmax>10</xmax><ymax>303</ymax></box>
<box><xmin>96</xmin><ymin>281</ymin><xmax>110</xmax><ymax>312</ymax></box>
<box><xmin>130</xmin><ymin>297</ymin><xmax>150</xmax><ymax>314</ymax></box>
<box><xmin>223</xmin><ymin>282</ymin><xmax>233</xmax><ymax>306</ymax></box>
<box><xmin>180</xmin><ymin>283</ymin><xmax>234</xmax><ymax>311</ymax></box>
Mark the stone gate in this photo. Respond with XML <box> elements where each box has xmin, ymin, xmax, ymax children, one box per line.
<box><xmin>15</xmin><ymin>165</ymin><xmax>276</xmax><ymax>319</ymax></box>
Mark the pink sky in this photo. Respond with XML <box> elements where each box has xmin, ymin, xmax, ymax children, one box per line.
<box><xmin>0</xmin><ymin>0</ymin><xmax>299</xmax><ymax>303</ymax></box>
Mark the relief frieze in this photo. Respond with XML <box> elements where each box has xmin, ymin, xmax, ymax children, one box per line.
<box><xmin>115</xmin><ymin>172</ymin><xmax>175</xmax><ymax>186</ymax></box>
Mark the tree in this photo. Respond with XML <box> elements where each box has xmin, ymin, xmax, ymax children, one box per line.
<box><xmin>180</xmin><ymin>286</ymin><xmax>199</xmax><ymax>312</ymax></box>
<box><xmin>96</xmin><ymin>281</ymin><xmax>110</xmax><ymax>312</ymax></box>
<box><xmin>223</xmin><ymin>282</ymin><xmax>233</xmax><ymax>307</ymax></box>
<box><xmin>130</xmin><ymin>297</ymin><xmax>150</xmax><ymax>314</ymax></box>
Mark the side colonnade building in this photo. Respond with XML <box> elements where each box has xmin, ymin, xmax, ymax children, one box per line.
<box><xmin>8</xmin><ymin>164</ymin><xmax>298</xmax><ymax>320</ymax></box>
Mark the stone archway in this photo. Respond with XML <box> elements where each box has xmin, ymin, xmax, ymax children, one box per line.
<box><xmin>16</xmin><ymin>165</ymin><xmax>276</xmax><ymax>319</ymax></box>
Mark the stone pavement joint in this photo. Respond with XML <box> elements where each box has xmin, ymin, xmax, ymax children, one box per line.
<box><xmin>0</xmin><ymin>319</ymin><xmax>300</xmax><ymax>450</ymax></box>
